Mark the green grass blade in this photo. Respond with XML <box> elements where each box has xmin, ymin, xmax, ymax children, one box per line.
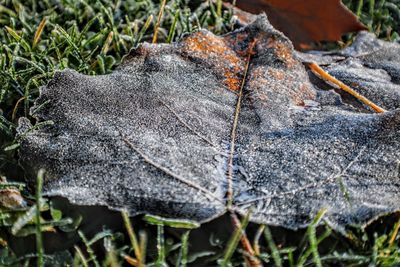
<box><xmin>167</xmin><ymin>9</ymin><xmax>180</xmax><ymax>43</ymax></box>
<box><xmin>74</xmin><ymin>245</ymin><xmax>89</xmax><ymax>267</ymax></box>
<box><xmin>156</xmin><ymin>224</ymin><xmax>166</xmax><ymax>266</ymax></box>
<box><xmin>11</xmin><ymin>201</ymin><xmax>37</xmax><ymax>235</ymax></box>
<box><xmin>220</xmin><ymin>211</ymin><xmax>251</xmax><ymax>267</ymax></box>
<box><xmin>139</xmin><ymin>230</ymin><xmax>147</xmax><ymax>265</ymax></box>
<box><xmin>308</xmin><ymin>209</ymin><xmax>327</xmax><ymax>267</ymax></box>
<box><xmin>356</xmin><ymin>0</ymin><xmax>364</xmax><ymax>17</ymax></box>
<box><xmin>78</xmin><ymin>231</ymin><xmax>101</xmax><ymax>267</ymax></box>
<box><xmin>176</xmin><ymin>230</ymin><xmax>190</xmax><ymax>267</ymax></box>
<box><xmin>135</xmin><ymin>15</ymin><xmax>153</xmax><ymax>46</ymax></box>
<box><xmin>143</xmin><ymin>214</ymin><xmax>200</xmax><ymax>229</ymax></box>
<box><xmin>264</xmin><ymin>225</ymin><xmax>283</xmax><ymax>267</ymax></box>
<box><xmin>35</xmin><ymin>169</ymin><xmax>45</xmax><ymax>267</ymax></box>
<box><xmin>296</xmin><ymin>208</ymin><xmax>329</xmax><ymax>267</ymax></box>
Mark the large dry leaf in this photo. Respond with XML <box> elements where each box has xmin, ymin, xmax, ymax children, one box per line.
<box><xmin>19</xmin><ymin>16</ymin><xmax>400</xmax><ymax>230</ymax></box>
<box><xmin>234</xmin><ymin>0</ymin><xmax>367</xmax><ymax>49</ymax></box>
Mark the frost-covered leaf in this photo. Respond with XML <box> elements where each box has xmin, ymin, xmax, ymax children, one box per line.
<box><xmin>18</xmin><ymin>16</ymin><xmax>400</xmax><ymax>230</ymax></box>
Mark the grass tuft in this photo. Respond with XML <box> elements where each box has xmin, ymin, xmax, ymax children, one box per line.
<box><xmin>344</xmin><ymin>0</ymin><xmax>400</xmax><ymax>40</ymax></box>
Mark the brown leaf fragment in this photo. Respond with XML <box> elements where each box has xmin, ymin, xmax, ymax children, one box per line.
<box><xmin>0</xmin><ymin>176</ymin><xmax>25</xmax><ymax>209</ymax></box>
<box><xmin>234</xmin><ymin>0</ymin><xmax>367</xmax><ymax>49</ymax></box>
<box><xmin>0</xmin><ymin>189</ymin><xmax>25</xmax><ymax>209</ymax></box>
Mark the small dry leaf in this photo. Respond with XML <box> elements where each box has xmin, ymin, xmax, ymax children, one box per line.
<box><xmin>0</xmin><ymin>189</ymin><xmax>25</xmax><ymax>209</ymax></box>
<box><xmin>18</xmin><ymin>16</ymin><xmax>400</xmax><ymax>230</ymax></box>
<box><xmin>234</xmin><ymin>0</ymin><xmax>367</xmax><ymax>49</ymax></box>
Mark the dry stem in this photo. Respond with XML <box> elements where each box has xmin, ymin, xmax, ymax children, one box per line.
<box><xmin>309</xmin><ymin>62</ymin><xmax>386</xmax><ymax>113</ymax></box>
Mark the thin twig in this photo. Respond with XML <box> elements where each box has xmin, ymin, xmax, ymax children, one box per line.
<box><xmin>123</xmin><ymin>254</ymin><xmax>139</xmax><ymax>266</ymax></box>
<box><xmin>231</xmin><ymin>213</ymin><xmax>263</xmax><ymax>267</ymax></box>
<box><xmin>227</xmin><ymin>41</ymin><xmax>255</xmax><ymax>208</ymax></box>
<box><xmin>308</xmin><ymin>62</ymin><xmax>386</xmax><ymax>113</ymax></box>
<box><xmin>226</xmin><ymin>40</ymin><xmax>261</xmax><ymax>267</ymax></box>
